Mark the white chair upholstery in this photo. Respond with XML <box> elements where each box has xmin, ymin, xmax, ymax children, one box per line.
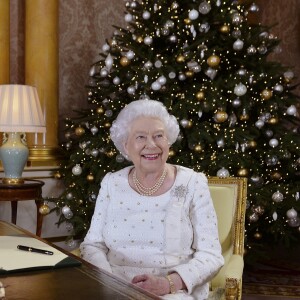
<box><xmin>208</xmin><ymin>177</ymin><xmax>247</xmax><ymax>300</ymax></box>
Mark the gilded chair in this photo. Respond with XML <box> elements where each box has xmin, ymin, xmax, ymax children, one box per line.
<box><xmin>208</xmin><ymin>176</ymin><xmax>247</xmax><ymax>300</ymax></box>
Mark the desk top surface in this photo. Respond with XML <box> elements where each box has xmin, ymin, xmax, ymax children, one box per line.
<box><xmin>0</xmin><ymin>221</ymin><xmax>159</xmax><ymax>300</ymax></box>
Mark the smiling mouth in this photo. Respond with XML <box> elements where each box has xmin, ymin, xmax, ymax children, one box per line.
<box><xmin>142</xmin><ymin>154</ymin><xmax>159</xmax><ymax>160</ymax></box>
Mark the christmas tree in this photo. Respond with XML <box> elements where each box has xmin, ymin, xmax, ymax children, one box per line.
<box><xmin>51</xmin><ymin>0</ymin><xmax>300</xmax><ymax>257</ymax></box>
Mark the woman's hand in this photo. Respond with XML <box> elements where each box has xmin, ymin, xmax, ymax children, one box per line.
<box><xmin>131</xmin><ymin>274</ymin><xmax>170</xmax><ymax>296</ymax></box>
<box><xmin>132</xmin><ymin>273</ymin><xmax>186</xmax><ymax>296</ymax></box>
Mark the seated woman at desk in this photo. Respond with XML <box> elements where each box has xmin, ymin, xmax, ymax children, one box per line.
<box><xmin>80</xmin><ymin>99</ymin><xmax>224</xmax><ymax>299</ymax></box>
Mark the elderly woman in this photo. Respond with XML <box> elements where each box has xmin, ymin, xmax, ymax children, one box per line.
<box><xmin>80</xmin><ymin>99</ymin><xmax>224</xmax><ymax>299</ymax></box>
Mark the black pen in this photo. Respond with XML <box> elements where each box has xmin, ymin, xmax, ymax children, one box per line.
<box><xmin>17</xmin><ymin>245</ymin><xmax>54</xmax><ymax>255</ymax></box>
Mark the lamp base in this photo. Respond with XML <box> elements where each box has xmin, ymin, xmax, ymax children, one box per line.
<box><xmin>2</xmin><ymin>178</ymin><xmax>25</xmax><ymax>185</ymax></box>
<box><xmin>0</xmin><ymin>132</ymin><xmax>29</xmax><ymax>183</ymax></box>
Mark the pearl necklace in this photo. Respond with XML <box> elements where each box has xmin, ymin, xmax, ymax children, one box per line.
<box><xmin>133</xmin><ymin>168</ymin><xmax>167</xmax><ymax>196</ymax></box>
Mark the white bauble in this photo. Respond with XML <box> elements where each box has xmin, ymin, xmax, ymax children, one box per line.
<box><xmin>158</xmin><ymin>75</ymin><xmax>167</xmax><ymax>85</ymax></box>
<box><xmin>286</xmin><ymin>105</ymin><xmax>297</xmax><ymax>116</ymax></box>
<box><xmin>151</xmin><ymin>81</ymin><xmax>161</xmax><ymax>91</ymax></box>
<box><xmin>124</xmin><ymin>13</ymin><xmax>133</xmax><ymax>22</ymax></box>
<box><xmin>189</xmin><ymin>9</ymin><xmax>199</xmax><ymax>20</ymax></box>
<box><xmin>142</xmin><ymin>11</ymin><xmax>151</xmax><ymax>19</ymax></box>
<box><xmin>144</xmin><ymin>36</ymin><xmax>153</xmax><ymax>45</ymax></box>
<box><xmin>269</xmin><ymin>138</ymin><xmax>279</xmax><ymax>148</ymax></box>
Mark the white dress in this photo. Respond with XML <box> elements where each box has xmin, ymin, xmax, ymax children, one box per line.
<box><xmin>80</xmin><ymin>165</ymin><xmax>224</xmax><ymax>299</ymax></box>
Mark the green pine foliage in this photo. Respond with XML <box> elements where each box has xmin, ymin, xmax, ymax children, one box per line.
<box><xmin>52</xmin><ymin>0</ymin><xmax>300</xmax><ymax>256</ymax></box>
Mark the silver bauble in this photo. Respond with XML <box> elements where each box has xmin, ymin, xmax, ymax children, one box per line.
<box><xmin>144</xmin><ymin>61</ymin><xmax>153</xmax><ymax>69</ymax></box>
<box><xmin>144</xmin><ymin>36</ymin><xmax>153</xmax><ymax>45</ymax></box>
<box><xmin>127</xmin><ymin>86</ymin><xmax>136</xmax><ymax>94</ymax></box>
<box><xmin>233</xmin><ymin>39</ymin><xmax>244</xmax><ymax>50</ymax></box>
<box><xmin>234</xmin><ymin>83</ymin><xmax>247</xmax><ymax>96</ymax></box>
<box><xmin>199</xmin><ymin>1</ymin><xmax>211</xmax><ymax>14</ymax></box>
<box><xmin>269</xmin><ymin>138</ymin><xmax>279</xmax><ymax>148</ymax></box>
<box><xmin>158</xmin><ymin>75</ymin><xmax>167</xmax><ymax>85</ymax></box>
<box><xmin>126</xmin><ymin>50</ymin><xmax>135</xmax><ymax>60</ymax></box>
<box><xmin>151</xmin><ymin>81</ymin><xmax>161</xmax><ymax>91</ymax></box>
<box><xmin>72</xmin><ymin>164</ymin><xmax>82</xmax><ymax>176</ymax></box>
<box><xmin>286</xmin><ymin>208</ymin><xmax>298</xmax><ymax>219</ymax></box>
<box><xmin>232</xmin><ymin>30</ymin><xmax>241</xmax><ymax>38</ymax></box>
<box><xmin>216</xmin><ymin>167</ymin><xmax>230</xmax><ymax>178</ymax></box>
<box><xmin>91</xmin><ymin>149</ymin><xmax>99</xmax><ymax>157</ymax></box>
<box><xmin>286</xmin><ymin>105</ymin><xmax>297</xmax><ymax>116</ymax></box>
<box><xmin>180</xmin><ymin>119</ymin><xmax>189</xmax><ymax>128</ymax></box>
<box><xmin>90</xmin><ymin>126</ymin><xmax>98</xmax><ymax>135</ymax></box>
<box><xmin>124</xmin><ymin>13</ymin><xmax>133</xmax><ymax>22</ymax></box>
<box><xmin>287</xmin><ymin>217</ymin><xmax>300</xmax><ymax>227</ymax></box>
<box><xmin>232</xmin><ymin>98</ymin><xmax>241</xmax><ymax>107</ymax></box>
<box><xmin>116</xmin><ymin>154</ymin><xmax>125</xmax><ymax>163</ymax></box>
<box><xmin>100</xmin><ymin>68</ymin><xmax>108</xmax><ymax>77</ymax></box>
<box><xmin>274</xmin><ymin>84</ymin><xmax>283</xmax><ymax>93</ymax></box>
<box><xmin>66</xmin><ymin>193</ymin><xmax>73</xmax><ymax>200</ymax></box>
<box><xmin>168</xmin><ymin>72</ymin><xmax>176</xmax><ymax>79</ymax></box>
<box><xmin>62</xmin><ymin>205</ymin><xmax>71</xmax><ymax>215</ymax></box>
<box><xmin>169</xmin><ymin>35</ymin><xmax>178</xmax><ymax>43</ymax></box>
<box><xmin>142</xmin><ymin>11</ymin><xmax>151</xmax><ymax>19</ymax></box>
<box><xmin>189</xmin><ymin>9</ymin><xmax>199</xmax><ymax>20</ymax></box>
<box><xmin>249</xmin><ymin>213</ymin><xmax>259</xmax><ymax>222</ymax></box>
<box><xmin>247</xmin><ymin>45</ymin><xmax>257</xmax><ymax>55</ymax></box>
<box><xmin>113</xmin><ymin>76</ymin><xmax>120</xmax><ymax>85</ymax></box>
<box><xmin>272</xmin><ymin>191</ymin><xmax>284</xmax><ymax>203</ymax></box>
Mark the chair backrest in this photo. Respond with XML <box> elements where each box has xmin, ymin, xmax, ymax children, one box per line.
<box><xmin>208</xmin><ymin>177</ymin><xmax>247</xmax><ymax>288</ymax></box>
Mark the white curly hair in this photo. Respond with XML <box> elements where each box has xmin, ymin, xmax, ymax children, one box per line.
<box><xmin>110</xmin><ymin>99</ymin><xmax>180</xmax><ymax>157</ymax></box>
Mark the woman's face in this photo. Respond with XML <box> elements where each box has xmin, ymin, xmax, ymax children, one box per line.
<box><xmin>124</xmin><ymin>116</ymin><xmax>170</xmax><ymax>173</ymax></box>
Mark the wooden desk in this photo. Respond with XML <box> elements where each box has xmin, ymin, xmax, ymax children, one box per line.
<box><xmin>0</xmin><ymin>221</ymin><xmax>159</xmax><ymax>300</ymax></box>
<box><xmin>0</xmin><ymin>179</ymin><xmax>44</xmax><ymax>236</ymax></box>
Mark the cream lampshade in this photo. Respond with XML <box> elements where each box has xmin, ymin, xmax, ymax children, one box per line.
<box><xmin>0</xmin><ymin>84</ymin><xmax>46</xmax><ymax>184</ymax></box>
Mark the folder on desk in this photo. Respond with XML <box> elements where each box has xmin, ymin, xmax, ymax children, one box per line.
<box><xmin>0</xmin><ymin>236</ymin><xmax>81</xmax><ymax>274</ymax></box>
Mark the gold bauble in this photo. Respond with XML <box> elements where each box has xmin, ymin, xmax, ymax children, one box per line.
<box><xmin>186</xmin><ymin>120</ymin><xmax>193</xmax><ymax>128</ymax></box>
<box><xmin>75</xmin><ymin>127</ymin><xmax>85</xmax><ymax>136</ymax></box>
<box><xmin>270</xmin><ymin>172</ymin><xmax>282</xmax><ymax>180</ymax></box>
<box><xmin>261</xmin><ymin>89</ymin><xmax>273</xmax><ymax>100</ymax></box>
<box><xmin>248</xmin><ymin>140</ymin><xmax>257</xmax><ymax>148</ymax></box>
<box><xmin>39</xmin><ymin>204</ymin><xmax>50</xmax><ymax>215</ymax></box>
<box><xmin>176</xmin><ymin>55</ymin><xmax>185</xmax><ymax>63</ymax></box>
<box><xmin>196</xmin><ymin>91</ymin><xmax>205</xmax><ymax>101</ymax></box>
<box><xmin>254</xmin><ymin>232</ymin><xmax>262</xmax><ymax>240</ymax></box>
<box><xmin>120</xmin><ymin>57</ymin><xmax>130</xmax><ymax>67</ymax></box>
<box><xmin>136</xmin><ymin>36</ymin><xmax>143</xmax><ymax>43</ymax></box>
<box><xmin>184</xmin><ymin>18</ymin><xmax>191</xmax><ymax>25</ymax></box>
<box><xmin>54</xmin><ymin>172</ymin><xmax>62</xmax><ymax>179</ymax></box>
<box><xmin>237</xmin><ymin>168</ymin><xmax>248</xmax><ymax>177</ymax></box>
<box><xmin>214</xmin><ymin>111</ymin><xmax>228</xmax><ymax>123</ymax></box>
<box><xmin>194</xmin><ymin>144</ymin><xmax>202</xmax><ymax>152</ymax></box>
<box><xmin>169</xmin><ymin>149</ymin><xmax>175</xmax><ymax>157</ymax></box>
<box><xmin>239</xmin><ymin>113</ymin><xmax>249</xmax><ymax>121</ymax></box>
<box><xmin>207</xmin><ymin>55</ymin><xmax>221</xmax><ymax>68</ymax></box>
<box><xmin>87</xmin><ymin>174</ymin><xmax>94</xmax><ymax>181</ymax></box>
<box><xmin>97</xmin><ymin>107</ymin><xmax>104</xmax><ymax>114</ymax></box>
<box><xmin>185</xmin><ymin>70</ymin><xmax>194</xmax><ymax>77</ymax></box>
<box><xmin>220</xmin><ymin>24</ymin><xmax>230</xmax><ymax>33</ymax></box>
<box><xmin>104</xmin><ymin>122</ymin><xmax>111</xmax><ymax>128</ymax></box>
<box><xmin>267</xmin><ymin>117</ymin><xmax>278</xmax><ymax>125</ymax></box>
<box><xmin>106</xmin><ymin>151</ymin><xmax>114</xmax><ymax>158</ymax></box>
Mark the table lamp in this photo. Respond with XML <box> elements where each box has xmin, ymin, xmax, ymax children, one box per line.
<box><xmin>0</xmin><ymin>84</ymin><xmax>46</xmax><ymax>184</ymax></box>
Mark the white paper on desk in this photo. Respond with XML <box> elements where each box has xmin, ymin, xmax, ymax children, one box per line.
<box><xmin>0</xmin><ymin>236</ymin><xmax>68</xmax><ymax>271</ymax></box>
